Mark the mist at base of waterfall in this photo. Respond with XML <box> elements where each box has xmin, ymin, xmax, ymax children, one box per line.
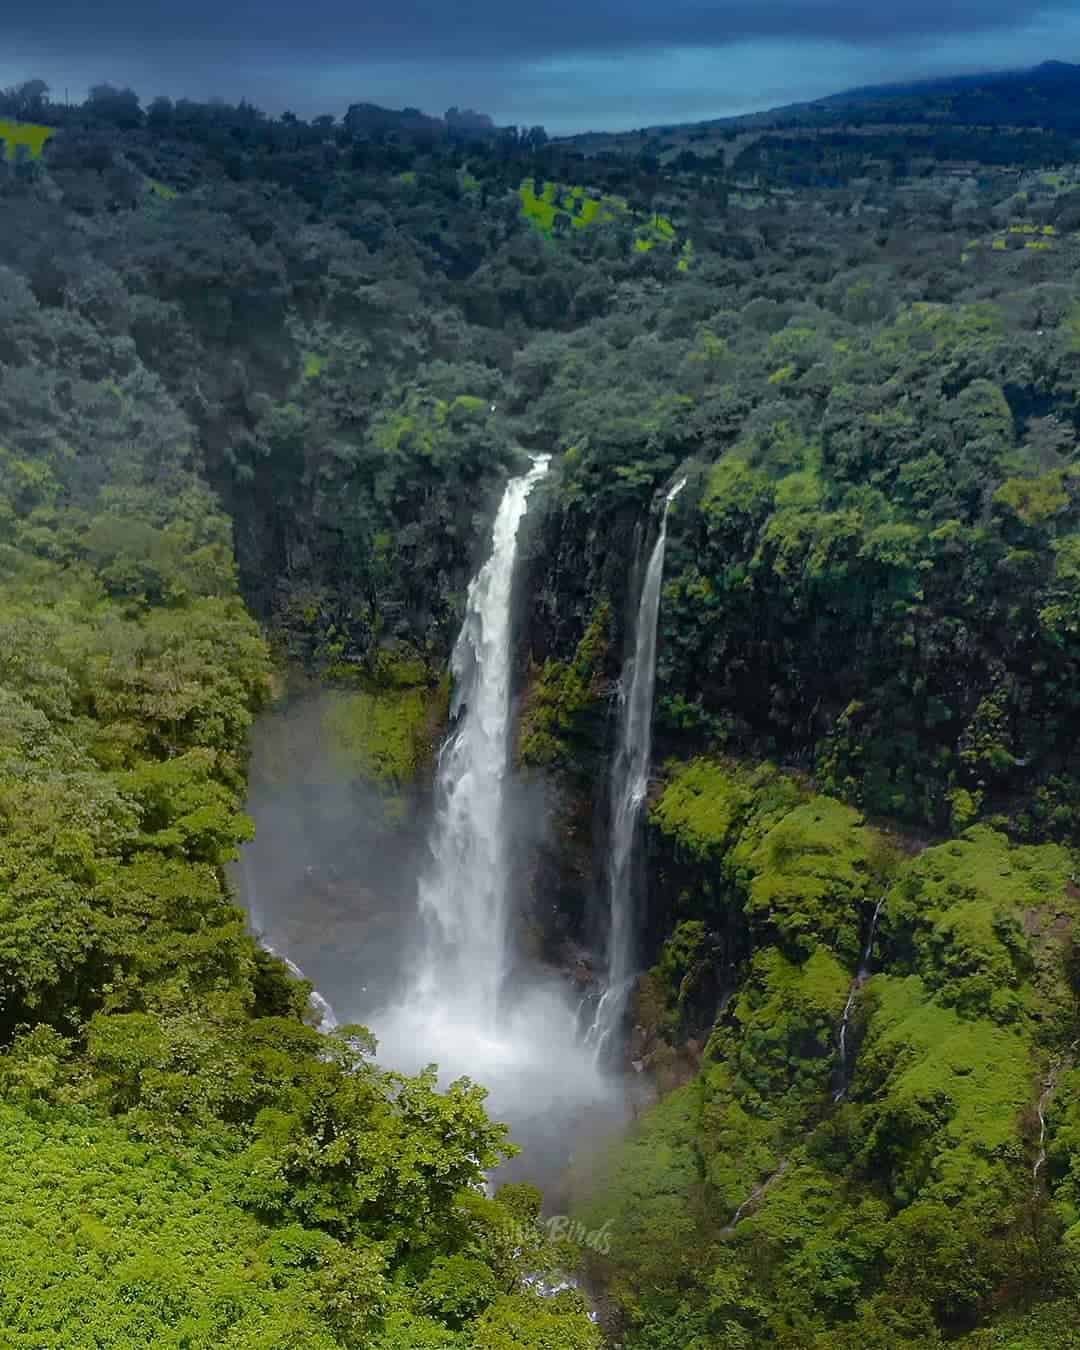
<box><xmin>236</xmin><ymin>685</ymin><xmax>629</xmax><ymax>1200</ymax></box>
<box><xmin>356</xmin><ymin>456</ymin><xmax>628</xmax><ymax>1196</ymax></box>
<box><xmin>368</xmin><ymin>976</ymin><xmax>628</xmax><ymax>1197</ymax></box>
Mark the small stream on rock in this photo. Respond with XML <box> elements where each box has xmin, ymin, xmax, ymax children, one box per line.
<box><xmin>832</xmin><ymin>895</ymin><xmax>886</xmax><ymax>1103</ymax></box>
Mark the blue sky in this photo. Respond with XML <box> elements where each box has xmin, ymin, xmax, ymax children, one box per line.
<box><xmin>4</xmin><ymin>2</ymin><xmax>1080</xmax><ymax>133</ymax></box>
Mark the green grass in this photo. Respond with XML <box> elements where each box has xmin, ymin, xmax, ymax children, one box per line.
<box><xmin>741</xmin><ymin>796</ymin><xmax>882</xmax><ymax>962</ymax></box>
<box><xmin>651</xmin><ymin>757</ymin><xmax>759</xmax><ymax>858</ymax></box>
<box><xmin>0</xmin><ymin>119</ymin><xmax>55</xmax><ymax>161</ymax></box>
<box><xmin>323</xmin><ymin>685</ymin><xmax>432</xmax><ymax>788</ymax></box>
<box><xmin>886</xmin><ymin>825</ymin><xmax>1072</xmax><ymax>1024</ymax></box>
<box><xmin>653</xmin><ymin>756</ymin><xmax>885</xmax><ymax>962</ymax></box>
<box><xmin>518</xmin><ymin>179</ymin><xmax>689</xmax><ymax>264</ymax></box>
<box><xmin>519</xmin><ymin>178</ymin><xmax>618</xmax><ymax>234</ymax></box>
<box><xmin>859</xmin><ymin>974</ymin><xmax>1033</xmax><ymax>1207</ymax></box>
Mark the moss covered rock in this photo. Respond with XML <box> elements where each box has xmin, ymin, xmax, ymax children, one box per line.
<box><xmin>321</xmin><ymin>647</ymin><xmax>447</xmax><ymax>814</ymax></box>
<box><xmin>518</xmin><ymin>601</ymin><xmax>611</xmax><ymax>772</ymax></box>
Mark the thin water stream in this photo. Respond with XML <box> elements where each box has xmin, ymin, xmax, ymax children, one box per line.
<box><xmin>833</xmin><ymin>895</ymin><xmax>885</xmax><ymax>1103</ymax></box>
<box><xmin>587</xmin><ymin>478</ymin><xmax>686</xmax><ymax>1060</ymax></box>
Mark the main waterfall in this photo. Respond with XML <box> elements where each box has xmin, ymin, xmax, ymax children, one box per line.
<box><xmin>414</xmin><ymin>454</ymin><xmax>550</xmax><ymax>1028</ymax></box>
<box><xmin>240</xmin><ymin>453</ymin><xmax>624</xmax><ymax>1189</ymax></box>
<box><xmin>588</xmin><ymin>478</ymin><xmax>686</xmax><ymax>1060</ymax></box>
<box><xmin>373</xmin><ymin>453</ymin><xmax>621</xmax><ymax>1187</ymax></box>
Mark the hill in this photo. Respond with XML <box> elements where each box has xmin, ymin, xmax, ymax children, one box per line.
<box><xmin>560</xmin><ymin>59</ymin><xmax>1080</xmax><ymax>172</ymax></box>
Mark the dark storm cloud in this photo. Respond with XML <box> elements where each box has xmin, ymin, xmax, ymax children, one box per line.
<box><xmin>8</xmin><ymin>0</ymin><xmax>1072</xmax><ymax>66</ymax></box>
<box><xmin>7</xmin><ymin>0</ymin><xmax>1078</xmax><ymax>132</ymax></box>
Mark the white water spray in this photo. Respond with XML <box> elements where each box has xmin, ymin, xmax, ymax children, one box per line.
<box><xmin>413</xmin><ymin>454</ymin><xmax>551</xmax><ymax>1027</ymax></box>
<box><xmin>588</xmin><ymin>477</ymin><xmax>686</xmax><ymax>1060</ymax></box>
<box><xmin>372</xmin><ymin>456</ymin><xmax>623</xmax><ymax>1184</ymax></box>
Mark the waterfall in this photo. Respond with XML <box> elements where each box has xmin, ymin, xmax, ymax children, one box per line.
<box><xmin>587</xmin><ymin>478</ymin><xmax>686</xmax><ymax>1060</ymax></box>
<box><xmin>414</xmin><ymin>454</ymin><xmax>551</xmax><ymax>1030</ymax></box>
<box><xmin>833</xmin><ymin>986</ymin><xmax>858</xmax><ymax>1101</ymax></box>
<box><xmin>833</xmin><ymin>894</ymin><xmax>885</xmax><ymax>1102</ymax></box>
<box><xmin>242</xmin><ymin>453</ymin><xmax>625</xmax><ymax>1190</ymax></box>
<box><xmin>1031</xmin><ymin>1044</ymin><xmax>1078</xmax><ymax>1193</ymax></box>
<box><xmin>1033</xmin><ymin>1078</ymin><xmax>1053</xmax><ymax>1189</ymax></box>
<box><xmin>372</xmin><ymin>450</ymin><xmax>625</xmax><ymax>1189</ymax></box>
<box><xmin>724</xmin><ymin>1159</ymin><xmax>790</xmax><ymax>1233</ymax></box>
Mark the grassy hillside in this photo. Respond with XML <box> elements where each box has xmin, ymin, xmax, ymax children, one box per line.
<box><xmin>0</xmin><ymin>118</ymin><xmax>55</xmax><ymax>160</ymax></box>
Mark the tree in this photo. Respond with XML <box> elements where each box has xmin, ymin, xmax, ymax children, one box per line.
<box><xmin>146</xmin><ymin>96</ymin><xmax>174</xmax><ymax>129</ymax></box>
<box><xmin>0</xmin><ymin>78</ymin><xmax>49</xmax><ymax>119</ymax></box>
<box><xmin>86</xmin><ymin>83</ymin><xmax>143</xmax><ymax>129</ymax></box>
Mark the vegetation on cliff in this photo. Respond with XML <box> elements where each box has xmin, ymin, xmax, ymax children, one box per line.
<box><xmin>573</xmin><ymin>759</ymin><xmax>1079</xmax><ymax>1348</ymax></box>
<box><xmin>519</xmin><ymin>600</ymin><xmax>612</xmax><ymax>772</ymax></box>
<box><xmin>0</xmin><ymin>178</ymin><xmax>597</xmax><ymax>1344</ymax></box>
<box><xmin>321</xmin><ymin>648</ymin><xmax>447</xmax><ymax>820</ymax></box>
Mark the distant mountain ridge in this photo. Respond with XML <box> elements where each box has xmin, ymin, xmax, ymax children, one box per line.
<box><xmin>561</xmin><ymin>57</ymin><xmax>1080</xmax><ymax>150</ymax></box>
<box><xmin>822</xmin><ymin>59</ymin><xmax>1080</xmax><ymax>105</ymax></box>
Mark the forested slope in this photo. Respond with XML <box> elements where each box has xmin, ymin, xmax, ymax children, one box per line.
<box><xmin>0</xmin><ymin>122</ymin><xmax>599</xmax><ymax>1345</ymax></box>
<box><xmin>7</xmin><ymin>84</ymin><xmax>1080</xmax><ymax>842</ymax></box>
<box><xmin>570</xmin><ymin>761</ymin><xmax>1080</xmax><ymax>1347</ymax></box>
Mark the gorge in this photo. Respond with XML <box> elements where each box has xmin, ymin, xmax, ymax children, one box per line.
<box><xmin>239</xmin><ymin>463</ymin><xmax>695</xmax><ymax>1191</ymax></box>
<box><xmin>5</xmin><ymin>77</ymin><xmax>1080</xmax><ymax>1349</ymax></box>
<box><xmin>238</xmin><ymin>452</ymin><xmax>631</xmax><ymax>1192</ymax></box>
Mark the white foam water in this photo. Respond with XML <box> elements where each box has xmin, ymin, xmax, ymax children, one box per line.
<box><xmin>372</xmin><ymin>456</ymin><xmax>623</xmax><ymax>1184</ymax></box>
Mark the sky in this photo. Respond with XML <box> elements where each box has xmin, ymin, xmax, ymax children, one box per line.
<box><xmin>3</xmin><ymin>1</ymin><xmax>1080</xmax><ymax>135</ymax></box>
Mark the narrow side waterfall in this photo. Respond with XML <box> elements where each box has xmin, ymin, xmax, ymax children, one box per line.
<box><xmin>1033</xmin><ymin>1076</ymin><xmax>1054</xmax><ymax>1190</ymax></box>
<box><xmin>588</xmin><ymin>478</ymin><xmax>686</xmax><ymax>1059</ymax></box>
<box><xmin>1032</xmin><ymin>1050</ymin><xmax>1072</xmax><ymax>1192</ymax></box>
<box><xmin>415</xmin><ymin>454</ymin><xmax>551</xmax><ymax>1027</ymax></box>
